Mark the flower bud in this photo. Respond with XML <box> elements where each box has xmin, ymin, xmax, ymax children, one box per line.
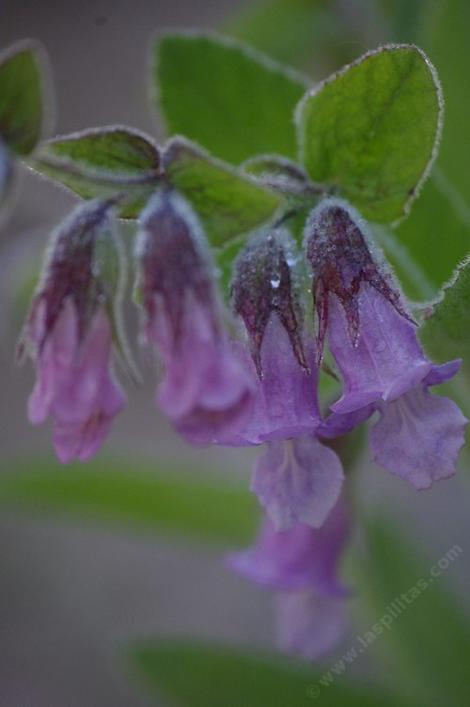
<box><xmin>20</xmin><ymin>198</ymin><xmax>126</xmax><ymax>462</ymax></box>
<box><xmin>232</xmin><ymin>228</ymin><xmax>307</xmax><ymax>376</ymax></box>
<box><xmin>137</xmin><ymin>190</ymin><xmax>253</xmax><ymax>444</ymax></box>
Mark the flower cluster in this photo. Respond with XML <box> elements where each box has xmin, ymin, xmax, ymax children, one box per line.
<box><xmin>21</xmin><ymin>193</ymin><xmax>467</xmax><ymax>659</ymax></box>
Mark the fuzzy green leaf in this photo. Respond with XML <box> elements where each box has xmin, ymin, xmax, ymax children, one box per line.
<box><xmin>155</xmin><ymin>32</ymin><xmax>308</xmax><ymax>164</ymax></box>
<box><xmin>0</xmin><ymin>40</ymin><xmax>49</xmax><ymax>155</ymax></box>
<box><xmin>297</xmin><ymin>44</ymin><xmax>442</xmax><ymax>223</ymax></box>
<box><xmin>37</xmin><ymin>127</ymin><xmax>160</xmax><ymax>176</ymax></box>
<box><xmin>30</xmin><ymin>127</ymin><xmax>161</xmax><ymax>218</ymax></box>
<box><xmin>163</xmin><ymin>138</ymin><xmax>281</xmax><ymax>247</ymax></box>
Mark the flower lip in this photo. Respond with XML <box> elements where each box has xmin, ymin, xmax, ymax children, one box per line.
<box><xmin>370</xmin><ymin>386</ymin><xmax>468</xmax><ymax>490</ymax></box>
<box><xmin>250</xmin><ymin>436</ymin><xmax>344</xmax><ymax>531</ymax></box>
<box><xmin>330</xmin><ymin>361</ymin><xmax>437</xmax><ymax>414</ymax></box>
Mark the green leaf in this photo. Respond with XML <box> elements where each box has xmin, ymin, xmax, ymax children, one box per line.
<box><xmin>227</xmin><ymin>0</ymin><xmax>356</xmax><ymax>72</ymax></box>
<box><xmin>30</xmin><ymin>126</ymin><xmax>161</xmax><ymax>218</ymax></box>
<box><xmin>0</xmin><ymin>40</ymin><xmax>50</xmax><ymax>155</ymax></box>
<box><xmin>37</xmin><ymin>126</ymin><xmax>160</xmax><ymax>176</ymax></box>
<box><xmin>163</xmin><ymin>138</ymin><xmax>281</xmax><ymax>247</ymax></box>
<box><xmin>154</xmin><ymin>32</ymin><xmax>308</xmax><ymax>164</ymax></box>
<box><xmin>0</xmin><ymin>459</ymin><xmax>258</xmax><ymax>545</ymax></box>
<box><xmin>297</xmin><ymin>44</ymin><xmax>442</xmax><ymax>223</ymax></box>
<box><xmin>420</xmin><ymin>255</ymin><xmax>470</xmax><ymax>376</ymax></box>
<box><xmin>355</xmin><ymin>517</ymin><xmax>470</xmax><ymax>707</ymax></box>
<box><xmin>129</xmin><ymin>640</ymin><xmax>411</xmax><ymax>707</ymax></box>
<box><xmin>352</xmin><ymin>1</ymin><xmax>470</xmax><ymax>292</ymax></box>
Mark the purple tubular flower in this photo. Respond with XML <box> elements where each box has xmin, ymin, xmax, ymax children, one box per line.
<box><xmin>228</xmin><ymin>494</ymin><xmax>351</xmax><ymax>659</ymax></box>
<box><xmin>229</xmin><ymin>230</ymin><xmax>344</xmax><ymax>529</ymax></box>
<box><xmin>306</xmin><ymin>199</ymin><xmax>467</xmax><ymax>489</ymax></box>
<box><xmin>137</xmin><ymin>190</ymin><xmax>253</xmax><ymax>444</ymax></box>
<box><xmin>21</xmin><ymin>199</ymin><xmax>126</xmax><ymax>462</ymax></box>
<box><xmin>231</xmin><ymin>315</ymin><xmax>318</xmax><ymax>445</ymax></box>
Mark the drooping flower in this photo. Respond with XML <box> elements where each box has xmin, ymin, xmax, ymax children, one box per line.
<box><xmin>137</xmin><ymin>189</ymin><xmax>253</xmax><ymax>444</ymax></box>
<box><xmin>306</xmin><ymin>199</ymin><xmax>467</xmax><ymax>489</ymax></box>
<box><xmin>20</xmin><ymin>199</ymin><xmax>126</xmax><ymax>462</ymax></box>
<box><xmin>228</xmin><ymin>229</ymin><xmax>344</xmax><ymax>530</ymax></box>
<box><xmin>228</xmin><ymin>494</ymin><xmax>351</xmax><ymax>660</ymax></box>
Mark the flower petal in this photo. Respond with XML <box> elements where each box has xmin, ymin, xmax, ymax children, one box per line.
<box><xmin>28</xmin><ymin>298</ymin><xmax>78</xmax><ymax>424</ymax></box>
<box><xmin>228</xmin><ymin>498</ymin><xmax>350</xmax><ymax>594</ymax></box>
<box><xmin>329</xmin><ymin>285</ymin><xmax>431</xmax><ymax>406</ymax></box>
<box><xmin>319</xmin><ymin>405</ymin><xmax>374</xmax><ymax>439</ymax></box>
<box><xmin>371</xmin><ymin>387</ymin><xmax>468</xmax><ymax>489</ymax></box>
<box><xmin>53</xmin><ymin>308</ymin><xmax>113</xmax><ymax>422</ymax></box>
<box><xmin>53</xmin><ymin>371</ymin><xmax>125</xmax><ymax>464</ymax></box>
<box><xmin>251</xmin><ymin>436</ymin><xmax>344</xmax><ymax>531</ymax></box>
<box><xmin>155</xmin><ymin>294</ymin><xmax>254</xmax><ymax>445</ymax></box>
<box><xmin>423</xmin><ymin>359</ymin><xmax>461</xmax><ymax>387</ymax></box>
<box><xmin>277</xmin><ymin>590</ymin><xmax>348</xmax><ymax>660</ymax></box>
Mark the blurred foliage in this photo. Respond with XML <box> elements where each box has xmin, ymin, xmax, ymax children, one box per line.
<box><xmin>355</xmin><ymin>517</ymin><xmax>470</xmax><ymax>707</ymax></box>
<box><xmin>0</xmin><ymin>458</ymin><xmax>258</xmax><ymax>545</ymax></box>
<box><xmin>0</xmin><ymin>40</ymin><xmax>47</xmax><ymax>155</ymax></box>
<box><xmin>421</xmin><ymin>256</ymin><xmax>470</xmax><ymax>379</ymax></box>
<box><xmin>129</xmin><ymin>639</ymin><xmax>412</xmax><ymax>707</ymax></box>
<box><xmin>227</xmin><ymin>0</ymin><xmax>361</xmax><ymax>73</ymax></box>
<box><xmin>394</xmin><ymin>0</ymin><xmax>470</xmax><ymax>294</ymax></box>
